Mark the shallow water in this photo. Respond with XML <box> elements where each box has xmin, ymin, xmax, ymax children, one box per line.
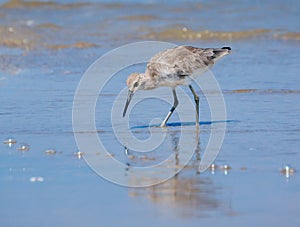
<box><xmin>1</xmin><ymin>0</ymin><xmax>300</xmax><ymax>226</ymax></box>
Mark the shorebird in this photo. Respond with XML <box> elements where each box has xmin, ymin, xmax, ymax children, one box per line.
<box><xmin>123</xmin><ymin>45</ymin><xmax>231</xmax><ymax>127</ymax></box>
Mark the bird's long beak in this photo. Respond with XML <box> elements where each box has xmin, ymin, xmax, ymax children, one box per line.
<box><xmin>123</xmin><ymin>90</ymin><xmax>134</xmax><ymax>117</ymax></box>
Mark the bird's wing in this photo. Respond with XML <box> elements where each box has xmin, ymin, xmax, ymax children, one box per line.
<box><xmin>146</xmin><ymin>46</ymin><xmax>207</xmax><ymax>78</ymax></box>
<box><xmin>183</xmin><ymin>46</ymin><xmax>230</xmax><ymax>66</ymax></box>
<box><xmin>145</xmin><ymin>46</ymin><xmax>230</xmax><ymax>78</ymax></box>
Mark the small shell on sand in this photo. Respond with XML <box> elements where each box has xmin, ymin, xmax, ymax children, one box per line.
<box><xmin>29</xmin><ymin>176</ymin><xmax>44</xmax><ymax>183</ymax></box>
<box><xmin>209</xmin><ymin>163</ymin><xmax>218</xmax><ymax>170</ymax></box>
<box><xmin>17</xmin><ymin>144</ymin><xmax>30</xmax><ymax>151</ymax></box>
<box><xmin>280</xmin><ymin>165</ymin><xmax>295</xmax><ymax>177</ymax></box>
<box><xmin>45</xmin><ymin>149</ymin><xmax>56</xmax><ymax>155</ymax></box>
<box><xmin>220</xmin><ymin>164</ymin><xmax>232</xmax><ymax>170</ymax></box>
<box><xmin>3</xmin><ymin>138</ymin><xmax>17</xmax><ymax>144</ymax></box>
<box><xmin>73</xmin><ymin>151</ymin><xmax>84</xmax><ymax>159</ymax></box>
<box><xmin>127</xmin><ymin>155</ymin><xmax>135</xmax><ymax>159</ymax></box>
<box><xmin>105</xmin><ymin>153</ymin><xmax>114</xmax><ymax>157</ymax></box>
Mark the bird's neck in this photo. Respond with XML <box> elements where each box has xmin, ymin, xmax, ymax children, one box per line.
<box><xmin>139</xmin><ymin>72</ymin><xmax>158</xmax><ymax>90</ymax></box>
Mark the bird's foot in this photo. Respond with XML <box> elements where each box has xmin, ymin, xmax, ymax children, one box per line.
<box><xmin>160</xmin><ymin>123</ymin><xmax>167</xmax><ymax>128</ymax></box>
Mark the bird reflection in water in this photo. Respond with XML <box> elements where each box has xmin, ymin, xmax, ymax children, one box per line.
<box><xmin>125</xmin><ymin>128</ymin><xmax>225</xmax><ymax>218</ymax></box>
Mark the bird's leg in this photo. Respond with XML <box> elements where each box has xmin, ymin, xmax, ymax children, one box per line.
<box><xmin>189</xmin><ymin>85</ymin><xmax>199</xmax><ymax>127</ymax></box>
<box><xmin>160</xmin><ymin>88</ymin><xmax>178</xmax><ymax>127</ymax></box>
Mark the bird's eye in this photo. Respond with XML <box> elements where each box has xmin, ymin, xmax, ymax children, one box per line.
<box><xmin>133</xmin><ymin>82</ymin><xmax>139</xmax><ymax>87</ymax></box>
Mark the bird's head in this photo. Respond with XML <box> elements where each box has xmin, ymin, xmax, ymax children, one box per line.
<box><xmin>126</xmin><ymin>72</ymin><xmax>142</xmax><ymax>93</ymax></box>
<box><xmin>123</xmin><ymin>73</ymin><xmax>142</xmax><ymax>117</ymax></box>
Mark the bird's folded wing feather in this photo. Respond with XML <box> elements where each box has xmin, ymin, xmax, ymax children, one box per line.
<box><xmin>146</xmin><ymin>46</ymin><xmax>218</xmax><ymax>78</ymax></box>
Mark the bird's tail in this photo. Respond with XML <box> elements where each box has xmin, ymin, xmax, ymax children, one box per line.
<box><xmin>209</xmin><ymin>46</ymin><xmax>231</xmax><ymax>62</ymax></box>
<box><xmin>221</xmin><ymin>46</ymin><xmax>231</xmax><ymax>51</ymax></box>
